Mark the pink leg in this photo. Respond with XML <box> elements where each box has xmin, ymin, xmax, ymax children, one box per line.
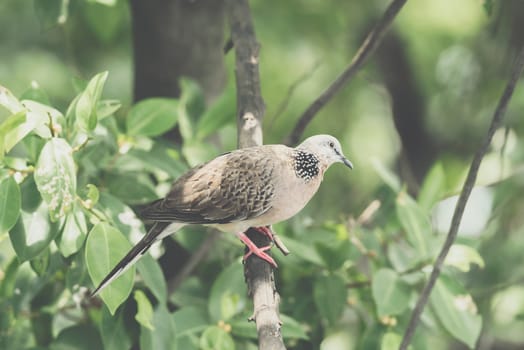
<box><xmin>254</xmin><ymin>226</ymin><xmax>275</xmax><ymax>240</ymax></box>
<box><xmin>236</xmin><ymin>231</ymin><xmax>278</xmax><ymax>268</ymax></box>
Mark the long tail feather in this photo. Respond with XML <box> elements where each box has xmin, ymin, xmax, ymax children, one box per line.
<box><xmin>91</xmin><ymin>222</ymin><xmax>181</xmax><ymax>296</ymax></box>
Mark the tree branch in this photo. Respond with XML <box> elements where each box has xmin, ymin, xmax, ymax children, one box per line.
<box><xmin>226</xmin><ymin>0</ymin><xmax>286</xmax><ymax>349</ymax></box>
<box><xmin>287</xmin><ymin>0</ymin><xmax>408</xmax><ymax>145</ymax></box>
<box><xmin>399</xmin><ymin>46</ymin><xmax>524</xmax><ymax>350</ymax></box>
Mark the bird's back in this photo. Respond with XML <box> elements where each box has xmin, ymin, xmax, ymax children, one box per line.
<box><xmin>141</xmin><ymin>145</ymin><xmax>293</xmax><ymax>226</ymax></box>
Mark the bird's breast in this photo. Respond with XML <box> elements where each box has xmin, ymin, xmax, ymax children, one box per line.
<box><xmin>260</xmin><ymin>175</ymin><xmax>322</xmax><ymax>225</ymax></box>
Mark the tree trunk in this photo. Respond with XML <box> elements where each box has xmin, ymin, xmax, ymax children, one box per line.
<box><xmin>376</xmin><ymin>31</ymin><xmax>438</xmax><ymax>190</ymax></box>
<box><xmin>130</xmin><ymin>0</ymin><xmax>226</xmax><ymax>104</ymax></box>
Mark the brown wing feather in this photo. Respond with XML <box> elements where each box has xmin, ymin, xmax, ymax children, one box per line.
<box><xmin>141</xmin><ymin>147</ymin><xmax>276</xmax><ymax>224</ymax></box>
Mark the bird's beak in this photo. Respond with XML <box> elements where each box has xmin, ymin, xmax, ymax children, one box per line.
<box><xmin>335</xmin><ymin>149</ymin><xmax>353</xmax><ymax>169</ymax></box>
<box><xmin>342</xmin><ymin>157</ymin><xmax>353</xmax><ymax>169</ymax></box>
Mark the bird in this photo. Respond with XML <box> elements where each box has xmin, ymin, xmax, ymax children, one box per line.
<box><xmin>91</xmin><ymin>134</ymin><xmax>353</xmax><ymax>296</ymax></box>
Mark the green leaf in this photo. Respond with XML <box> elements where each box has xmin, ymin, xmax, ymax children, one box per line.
<box><xmin>180</xmin><ymin>78</ymin><xmax>205</xmax><ymax>120</ymax></box>
<box><xmin>177</xmin><ymin>78</ymin><xmax>204</xmax><ymax>141</ymax></box>
<box><xmin>182</xmin><ymin>141</ymin><xmax>217</xmax><ymax>167</ymax></box>
<box><xmin>137</xmin><ymin>254</ymin><xmax>167</xmax><ymax>303</ymax></box>
<box><xmin>97</xmin><ymin>99</ymin><xmax>121</xmax><ymax>120</ymax></box>
<box><xmin>208</xmin><ymin>262</ymin><xmax>247</xmax><ymax>322</ymax></box>
<box><xmin>444</xmin><ymin>244</ymin><xmax>485</xmax><ymax>272</ymax></box>
<box><xmin>97</xmin><ymin>192</ymin><xmax>146</xmax><ymax>237</ymax></box>
<box><xmin>359</xmin><ymin>322</ymin><xmax>385</xmax><ymax>349</ymax></box>
<box><xmin>372</xmin><ymin>159</ymin><xmax>401</xmax><ymax>192</ymax></box>
<box><xmin>173</xmin><ymin>306</ymin><xmax>209</xmax><ymax>337</ymax></box>
<box><xmin>0</xmin><ymin>258</ymin><xmax>20</xmax><ymax>298</ymax></box>
<box><xmin>313</xmin><ymin>274</ymin><xmax>347</xmax><ymax>325</ymax></box>
<box><xmin>100</xmin><ymin>306</ymin><xmax>132</xmax><ymax>350</ymax></box>
<box><xmin>0</xmin><ymin>175</ymin><xmax>21</xmax><ymax>233</ymax></box>
<box><xmin>170</xmin><ymin>276</ymin><xmax>207</xmax><ymax>308</ymax></box>
<box><xmin>139</xmin><ymin>305</ymin><xmax>177</xmax><ymax>350</ymax></box>
<box><xmin>85</xmin><ymin>183</ymin><xmax>100</xmax><ymax>206</ymax></box>
<box><xmin>381</xmin><ymin>332</ymin><xmax>402</xmax><ymax>350</ymax></box>
<box><xmin>30</xmin><ymin>248</ymin><xmax>50</xmax><ymax>276</ymax></box>
<box><xmin>229</xmin><ymin>319</ymin><xmax>257</xmax><ymax>340</ymax></box>
<box><xmin>126</xmin><ymin>98</ymin><xmax>179</xmax><ymax>137</ymax></box>
<box><xmin>66</xmin><ymin>252</ymin><xmax>90</xmax><ymax>291</ymax></box>
<box><xmin>3</xmin><ymin>109</ymin><xmax>48</xmax><ymax>155</ymax></box>
<box><xmin>135</xmin><ymin>290</ymin><xmax>155</xmax><ymax>330</ymax></box>
<box><xmin>22</xmin><ymin>100</ymin><xmax>65</xmax><ymax>139</ymax></box>
<box><xmin>172</xmin><ymin>306</ymin><xmax>206</xmax><ymax>349</ymax></box>
<box><xmin>84</xmin><ymin>1</ymin><xmax>125</xmax><ymax>43</ymax></box>
<box><xmin>315</xmin><ymin>239</ymin><xmax>351</xmax><ymax>271</ymax></box>
<box><xmin>281</xmin><ymin>314</ymin><xmax>309</xmax><ymax>340</ymax></box>
<box><xmin>372</xmin><ymin>268</ymin><xmax>411</xmax><ymax>317</ymax></box>
<box><xmin>429</xmin><ymin>277</ymin><xmax>482</xmax><ymax>348</ymax></box>
<box><xmin>20</xmin><ymin>174</ymin><xmax>43</xmax><ymax>212</ymax></box>
<box><xmin>278</xmin><ymin>235</ymin><xmax>324</xmax><ymax>265</ymax></box>
<box><xmin>119</xmin><ymin>144</ymin><xmax>188</xmax><ymax>179</ymax></box>
<box><xmin>418</xmin><ymin>162</ymin><xmax>445</xmax><ymax>212</ymax></box>
<box><xmin>396</xmin><ymin>191</ymin><xmax>431</xmax><ymax>257</ymax></box>
<box><xmin>321</xmin><ymin>332</ymin><xmax>355</xmax><ymax>350</ymax></box>
<box><xmin>0</xmin><ymin>111</ymin><xmax>26</xmax><ymax>157</ymax></box>
<box><xmin>34</xmin><ymin>138</ymin><xmax>77</xmax><ymax>221</ymax></box>
<box><xmin>387</xmin><ymin>241</ymin><xmax>420</xmax><ymax>272</ymax></box>
<box><xmin>200</xmin><ymin>326</ymin><xmax>235</xmax><ymax>350</ymax></box>
<box><xmin>0</xmin><ymin>85</ymin><xmax>24</xmax><ymax>113</ymax></box>
<box><xmin>22</xmin><ymin>134</ymin><xmax>46</xmax><ymax>163</ymax></box>
<box><xmin>75</xmin><ymin>71</ymin><xmax>109</xmax><ymax>131</ymax></box>
<box><xmin>56</xmin><ymin>206</ymin><xmax>87</xmax><ymax>257</ymax></box>
<box><xmin>85</xmin><ymin>222</ymin><xmax>135</xmax><ymax>314</ymax></box>
<box><xmin>50</xmin><ymin>325</ymin><xmax>103</xmax><ymax>350</ymax></box>
<box><xmin>106</xmin><ymin>172</ymin><xmax>158</xmax><ymax>204</ymax></box>
<box><xmin>196</xmin><ymin>86</ymin><xmax>235</xmax><ymax>139</ymax></box>
<box><xmin>9</xmin><ymin>203</ymin><xmax>59</xmax><ymax>262</ymax></box>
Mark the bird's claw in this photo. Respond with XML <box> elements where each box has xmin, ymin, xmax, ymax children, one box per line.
<box><xmin>254</xmin><ymin>226</ymin><xmax>291</xmax><ymax>256</ymax></box>
<box><xmin>243</xmin><ymin>245</ymin><xmax>278</xmax><ymax>268</ymax></box>
<box><xmin>236</xmin><ymin>231</ymin><xmax>278</xmax><ymax>268</ymax></box>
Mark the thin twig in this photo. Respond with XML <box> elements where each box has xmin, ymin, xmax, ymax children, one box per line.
<box><xmin>268</xmin><ymin>61</ymin><xmax>321</xmax><ymax>132</ymax></box>
<box><xmin>399</xmin><ymin>46</ymin><xmax>524</xmax><ymax>350</ymax></box>
<box><xmin>287</xmin><ymin>0</ymin><xmax>408</xmax><ymax>145</ymax></box>
<box><xmin>272</xmin><ymin>234</ymin><xmax>290</xmax><ymax>256</ymax></box>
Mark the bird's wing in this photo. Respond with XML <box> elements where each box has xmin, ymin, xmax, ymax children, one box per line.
<box><xmin>141</xmin><ymin>147</ymin><xmax>279</xmax><ymax>224</ymax></box>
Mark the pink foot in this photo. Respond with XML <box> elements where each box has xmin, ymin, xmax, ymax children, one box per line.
<box><xmin>254</xmin><ymin>226</ymin><xmax>275</xmax><ymax>240</ymax></box>
<box><xmin>236</xmin><ymin>231</ymin><xmax>278</xmax><ymax>268</ymax></box>
<box><xmin>255</xmin><ymin>226</ymin><xmax>290</xmax><ymax>256</ymax></box>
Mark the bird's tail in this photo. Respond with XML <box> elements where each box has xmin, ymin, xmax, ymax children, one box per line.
<box><xmin>91</xmin><ymin>221</ymin><xmax>182</xmax><ymax>296</ymax></box>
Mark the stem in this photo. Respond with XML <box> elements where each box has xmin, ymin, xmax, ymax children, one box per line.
<box><xmin>287</xmin><ymin>0</ymin><xmax>408</xmax><ymax>145</ymax></box>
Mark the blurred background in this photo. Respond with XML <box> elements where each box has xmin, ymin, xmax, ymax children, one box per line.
<box><xmin>1</xmin><ymin>0</ymin><xmax>524</xmax><ymax>349</ymax></box>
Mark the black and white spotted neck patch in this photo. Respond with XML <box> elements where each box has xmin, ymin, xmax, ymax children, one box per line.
<box><xmin>292</xmin><ymin>150</ymin><xmax>320</xmax><ymax>182</ymax></box>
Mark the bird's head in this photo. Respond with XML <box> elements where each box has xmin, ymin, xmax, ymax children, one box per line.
<box><xmin>297</xmin><ymin>134</ymin><xmax>353</xmax><ymax>170</ymax></box>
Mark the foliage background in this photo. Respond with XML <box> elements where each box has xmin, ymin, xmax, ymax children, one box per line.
<box><xmin>1</xmin><ymin>0</ymin><xmax>524</xmax><ymax>349</ymax></box>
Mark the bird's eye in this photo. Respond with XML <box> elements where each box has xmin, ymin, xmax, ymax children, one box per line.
<box><xmin>329</xmin><ymin>141</ymin><xmax>335</xmax><ymax>148</ymax></box>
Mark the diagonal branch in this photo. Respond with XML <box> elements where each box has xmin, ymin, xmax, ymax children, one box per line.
<box><xmin>226</xmin><ymin>0</ymin><xmax>286</xmax><ymax>349</ymax></box>
<box><xmin>399</xmin><ymin>46</ymin><xmax>524</xmax><ymax>350</ymax></box>
<box><xmin>287</xmin><ymin>0</ymin><xmax>408</xmax><ymax>145</ymax></box>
